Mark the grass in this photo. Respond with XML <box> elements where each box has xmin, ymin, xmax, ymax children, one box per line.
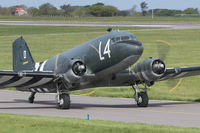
<box><xmin>1</xmin><ymin>15</ymin><xmax>200</xmax><ymax>24</ymax></box>
<box><xmin>0</xmin><ymin>25</ymin><xmax>200</xmax><ymax>102</ymax></box>
<box><xmin>0</xmin><ymin>113</ymin><xmax>199</xmax><ymax>133</ymax></box>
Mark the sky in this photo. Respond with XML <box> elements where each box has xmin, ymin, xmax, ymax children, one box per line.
<box><xmin>0</xmin><ymin>0</ymin><xmax>200</xmax><ymax>11</ymax></box>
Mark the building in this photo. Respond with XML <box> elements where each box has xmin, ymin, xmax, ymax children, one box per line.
<box><xmin>11</xmin><ymin>8</ymin><xmax>28</xmax><ymax>16</ymax></box>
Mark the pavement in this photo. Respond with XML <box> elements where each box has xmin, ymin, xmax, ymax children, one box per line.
<box><xmin>0</xmin><ymin>90</ymin><xmax>200</xmax><ymax>128</ymax></box>
<box><xmin>1</xmin><ymin>21</ymin><xmax>200</xmax><ymax>30</ymax></box>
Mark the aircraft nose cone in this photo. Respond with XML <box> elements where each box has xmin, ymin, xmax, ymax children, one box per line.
<box><xmin>122</xmin><ymin>40</ymin><xmax>144</xmax><ymax>55</ymax></box>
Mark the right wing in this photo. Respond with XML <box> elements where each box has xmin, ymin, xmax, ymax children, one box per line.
<box><xmin>0</xmin><ymin>70</ymin><xmax>55</xmax><ymax>89</ymax></box>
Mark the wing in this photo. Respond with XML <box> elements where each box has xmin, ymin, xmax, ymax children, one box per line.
<box><xmin>158</xmin><ymin>66</ymin><xmax>200</xmax><ymax>81</ymax></box>
<box><xmin>0</xmin><ymin>70</ymin><xmax>55</xmax><ymax>89</ymax></box>
<box><xmin>98</xmin><ymin>66</ymin><xmax>200</xmax><ymax>87</ymax></box>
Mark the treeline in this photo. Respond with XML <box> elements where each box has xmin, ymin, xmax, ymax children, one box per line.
<box><xmin>151</xmin><ymin>8</ymin><xmax>199</xmax><ymax>16</ymax></box>
<box><xmin>0</xmin><ymin>2</ymin><xmax>199</xmax><ymax>17</ymax></box>
<box><xmin>0</xmin><ymin>3</ymin><xmax>134</xmax><ymax>17</ymax></box>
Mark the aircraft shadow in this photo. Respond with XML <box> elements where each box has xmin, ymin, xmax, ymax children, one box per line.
<box><xmin>70</xmin><ymin>101</ymin><xmax>195</xmax><ymax>109</ymax></box>
<box><xmin>0</xmin><ymin>99</ymin><xmax>197</xmax><ymax>110</ymax></box>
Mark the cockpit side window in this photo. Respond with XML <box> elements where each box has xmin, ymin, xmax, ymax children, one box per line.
<box><xmin>116</xmin><ymin>37</ymin><xmax>120</xmax><ymax>42</ymax></box>
<box><xmin>111</xmin><ymin>35</ymin><xmax>134</xmax><ymax>45</ymax></box>
<box><xmin>121</xmin><ymin>36</ymin><xmax>130</xmax><ymax>41</ymax></box>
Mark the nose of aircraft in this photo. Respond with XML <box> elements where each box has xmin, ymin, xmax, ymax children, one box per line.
<box><xmin>122</xmin><ymin>40</ymin><xmax>144</xmax><ymax>55</ymax></box>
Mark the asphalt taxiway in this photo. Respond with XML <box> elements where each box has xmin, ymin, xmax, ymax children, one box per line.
<box><xmin>1</xmin><ymin>21</ymin><xmax>200</xmax><ymax>30</ymax></box>
<box><xmin>0</xmin><ymin>90</ymin><xmax>200</xmax><ymax>128</ymax></box>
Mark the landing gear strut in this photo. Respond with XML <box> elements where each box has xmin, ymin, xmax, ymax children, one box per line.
<box><xmin>132</xmin><ymin>84</ymin><xmax>149</xmax><ymax>107</ymax></box>
<box><xmin>28</xmin><ymin>92</ymin><xmax>36</xmax><ymax>103</ymax></box>
<box><xmin>56</xmin><ymin>83</ymin><xmax>71</xmax><ymax>109</ymax></box>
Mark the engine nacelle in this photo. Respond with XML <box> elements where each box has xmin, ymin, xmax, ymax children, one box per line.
<box><xmin>63</xmin><ymin>59</ymin><xmax>86</xmax><ymax>83</ymax></box>
<box><xmin>132</xmin><ymin>57</ymin><xmax>166</xmax><ymax>83</ymax></box>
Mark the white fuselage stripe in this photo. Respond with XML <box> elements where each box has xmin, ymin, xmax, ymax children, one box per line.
<box><xmin>35</xmin><ymin>62</ymin><xmax>40</xmax><ymax>71</ymax></box>
<box><xmin>39</xmin><ymin>60</ymin><xmax>47</xmax><ymax>72</ymax></box>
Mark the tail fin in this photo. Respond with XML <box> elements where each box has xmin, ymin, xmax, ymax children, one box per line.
<box><xmin>13</xmin><ymin>37</ymin><xmax>35</xmax><ymax>71</ymax></box>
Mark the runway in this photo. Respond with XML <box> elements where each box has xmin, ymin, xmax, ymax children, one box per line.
<box><xmin>1</xmin><ymin>21</ymin><xmax>200</xmax><ymax>30</ymax></box>
<box><xmin>0</xmin><ymin>90</ymin><xmax>200</xmax><ymax>128</ymax></box>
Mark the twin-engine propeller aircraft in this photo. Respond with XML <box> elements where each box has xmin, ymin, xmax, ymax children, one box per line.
<box><xmin>1</xmin><ymin>29</ymin><xmax>200</xmax><ymax>109</ymax></box>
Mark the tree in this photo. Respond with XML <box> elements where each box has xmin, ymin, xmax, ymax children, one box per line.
<box><xmin>32</xmin><ymin>8</ymin><xmax>39</xmax><ymax>16</ymax></box>
<box><xmin>140</xmin><ymin>1</ymin><xmax>148</xmax><ymax>16</ymax></box>
<box><xmin>0</xmin><ymin>6</ymin><xmax>10</xmax><ymax>15</ymax></box>
<box><xmin>39</xmin><ymin>3</ymin><xmax>57</xmax><ymax>15</ymax></box>
<box><xmin>184</xmin><ymin>8</ymin><xmax>199</xmax><ymax>14</ymax></box>
<box><xmin>117</xmin><ymin>10</ymin><xmax>130</xmax><ymax>16</ymax></box>
<box><xmin>60</xmin><ymin>4</ymin><xmax>75</xmax><ymax>16</ymax></box>
<box><xmin>93</xmin><ymin>3</ymin><xmax>104</xmax><ymax>6</ymax></box>
<box><xmin>154</xmin><ymin>9</ymin><xmax>182</xmax><ymax>16</ymax></box>
<box><xmin>86</xmin><ymin>4</ymin><xmax>118</xmax><ymax>17</ymax></box>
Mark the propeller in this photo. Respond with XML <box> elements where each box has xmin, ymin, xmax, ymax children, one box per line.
<box><xmin>156</xmin><ymin>40</ymin><xmax>172</xmax><ymax>61</ymax></box>
<box><xmin>155</xmin><ymin>40</ymin><xmax>182</xmax><ymax>92</ymax></box>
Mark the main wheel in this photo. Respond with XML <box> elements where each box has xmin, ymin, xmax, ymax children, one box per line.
<box><xmin>28</xmin><ymin>96</ymin><xmax>34</xmax><ymax>103</ymax></box>
<box><xmin>57</xmin><ymin>94</ymin><xmax>71</xmax><ymax>109</ymax></box>
<box><xmin>28</xmin><ymin>92</ymin><xmax>36</xmax><ymax>103</ymax></box>
<box><xmin>137</xmin><ymin>92</ymin><xmax>149</xmax><ymax>107</ymax></box>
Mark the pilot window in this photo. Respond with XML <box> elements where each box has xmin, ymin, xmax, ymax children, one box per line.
<box><xmin>111</xmin><ymin>35</ymin><xmax>133</xmax><ymax>45</ymax></box>
<box><xmin>121</xmin><ymin>36</ymin><xmax>130</xmax><ymax>41</ymax></box>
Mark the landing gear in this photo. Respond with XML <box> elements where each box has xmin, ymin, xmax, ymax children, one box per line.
<box><xmin>56</xmin><ymin>83</ymin><xmax>71</xmax><ymax>109</ymax></box>
<box><xmin>28</xmin><ymin>92</ymin><xmax>36</xmax><ymax>103</ymax></box>
<box><xmin>56</xmin><ymin>93</ymin><xmax>71</xmax><ymax>109</ymax></box>
<box><xmin>132</xmin><ymin>84</ymin><xmax>149</xmax><ymax>107</ymax></box>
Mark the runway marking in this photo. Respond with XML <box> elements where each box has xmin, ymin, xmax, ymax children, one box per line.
<box><xmin>80</xmin><ymin>90</ymin><xmax>95</xmax><ymax>96</ymax></box>
<box><xmin>170</xmin><ymin>79</ymin><xmax>182</xmax><ymax>92</ymax></box>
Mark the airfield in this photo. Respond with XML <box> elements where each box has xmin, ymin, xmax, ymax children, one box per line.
<box><xmin>0</xmin><ymin>19</ymin><xmax>200</xmax><ymax>131</ymax></box>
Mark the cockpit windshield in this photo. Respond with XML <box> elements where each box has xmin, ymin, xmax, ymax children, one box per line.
<box><xmin>111</xmin><ymin>34</ymin><xmax>135</xmax><ymax>44</ymax></box>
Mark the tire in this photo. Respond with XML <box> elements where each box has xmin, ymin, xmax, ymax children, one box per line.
<box><xmin>137</xmin><ymin>92</ymin><xmax>149</xmax><ymax>107</ymax></box>
<box><xmin>57</xmin><ymin>94</ymin><xmax>71</xmax><ymax>109</ymax></box>
<box><xmin>28</xmin><ymin>97</ymin><xmax>34</xmax><ymax>103</ymax></box>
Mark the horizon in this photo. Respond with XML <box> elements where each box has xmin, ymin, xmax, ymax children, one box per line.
<box><xmin>0</xmin><ymin>0</ymin><xmax>200</xmax><ymax>11</ymax></box>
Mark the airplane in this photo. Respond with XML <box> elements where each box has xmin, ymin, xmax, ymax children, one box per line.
<box><xmin>0</xmin><ymin>28</ymin><xmax>200</xmax><ymax>109</ymax></box>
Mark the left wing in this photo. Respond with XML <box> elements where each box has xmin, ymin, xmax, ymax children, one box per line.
<box><xmin>103</xmin><ymin>66</ymin><xmax>200</xmax><ymax>87</ymax></box>
<box><xmin>0</xmin><ymin>70</ymin><xmax>55</xmax><ymax>89</ymax></box>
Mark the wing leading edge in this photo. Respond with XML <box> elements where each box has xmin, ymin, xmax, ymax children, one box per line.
<box><xmin>158</xmin><ymin>66</ymin><xmax>200</xmax><ymax>81</ymax></box>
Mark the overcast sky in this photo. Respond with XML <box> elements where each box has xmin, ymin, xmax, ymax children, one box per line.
<box><xmin>0</xmin><ymin>0</ymin><xmax>200</xmax><ymax>11</ymax></box>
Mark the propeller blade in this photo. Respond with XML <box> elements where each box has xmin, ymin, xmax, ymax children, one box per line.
<box><xmin>156</xmin><ymin>40</ymin><xmax>172</xmax><ymax>60</ymax></box>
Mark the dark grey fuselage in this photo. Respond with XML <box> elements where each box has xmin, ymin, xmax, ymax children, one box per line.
<box><xmin>21</xmin><ymin>31</ymin><xmax>144</xmax><ymax>92</ymax></box>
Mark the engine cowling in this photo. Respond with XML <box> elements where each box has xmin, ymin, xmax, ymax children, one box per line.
<box><xmin>63</xmin><ymin>59</ymin><xmax>86</xmax><ymax>83</ymax></box>
<box><xmin>132</xmin><ymin>57</ymin><xmax>166</xmax><ymax>84</ymax></box>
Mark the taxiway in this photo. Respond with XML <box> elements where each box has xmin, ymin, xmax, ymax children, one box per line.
<box><xmin>0</xmin><ymin>90</ymin><xmax>199</xmax><ymax>128</ymax></box>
